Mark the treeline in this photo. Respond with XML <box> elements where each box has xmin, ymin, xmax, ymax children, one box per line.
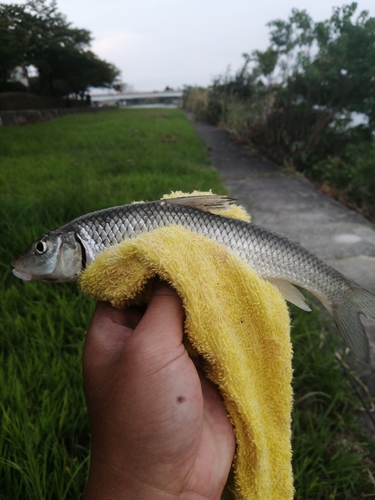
<box><xmin>184</xmin><ymin>3</ymin><xmax>375</xmax><ymax>219</ymax></box>
<box><xmin>0</xmin><ymin>0</ymin><xmax>120</xmax><ymax>98</ymax></box>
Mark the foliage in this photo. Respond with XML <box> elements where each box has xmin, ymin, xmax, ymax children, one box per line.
<box><xmin>290</xmin><ymin>303</ymin><xmax>375</xmax><ymax>498</ymax></box>
<box><xmin>0</xmin><ymin>3</ymin><xmax>30</xmax><ymax>84</ymax></box>
<box><xmin>311</xmin><ymin>139</ymin><xmax>375</xmax><ymax>219</ymax></box>
<box><xmin>186</xmin><ymin>3</ymin><xmax>375</xmax><ymax>157</ymax></box>
<box><xmin>0</xmin><ymin>0</ymin><xmax>120</xmax><ymax>96</ymax></box>
<box><xmin>182</xmin><ymin>63</ymin><xmax>266</xmax><ymax>133</ymax></box>
<box><xmin>0</xmin><ymin>91</ymin><xmax>88</xmax><ymax>110</ymax></box>
<box><xmin>183</xmin><ymin>86</ymin><xmax>209</xmax><ymax>121</ymax></box>
<box><xmin>245</xmin><ymin>3</ymin><xmax>375</xmax><ymax>165</ymax></box>
<box><xmin>183</xmin><ymin>2</ymin><xmax>375</xmax><ymax>219</ymax></box>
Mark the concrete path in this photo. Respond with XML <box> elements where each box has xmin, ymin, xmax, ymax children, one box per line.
<box><xmin>191</xmin><ymin>118</ymin><xmax>375</xmax><ymax>430</ymax></box>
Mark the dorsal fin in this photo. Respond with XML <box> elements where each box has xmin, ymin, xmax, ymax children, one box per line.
<box><xmin>163</xmin><ymin>194</ymin><xmax>235</xmax><ymax>212</ymax></box>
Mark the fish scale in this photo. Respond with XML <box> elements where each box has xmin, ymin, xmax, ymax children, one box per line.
<box><xmin>61</xmin><ymin>201</ymin><xmax>355</xmax><ymax>303</ymax></box>
<box><xmin>11</xmin><ymin>195</ymin><xmax>375</xmax><ymax>363</ymax></box>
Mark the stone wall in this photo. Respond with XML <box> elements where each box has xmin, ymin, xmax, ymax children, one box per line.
<box><xmin>0</xmin><ymin>107</ymin><xmax>101</xmax><ymax>127</ymax></box>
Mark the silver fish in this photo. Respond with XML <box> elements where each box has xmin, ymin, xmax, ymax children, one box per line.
<box><xmin>12</xmin><ymin>194</ymin><xmax>375</xmax><ymax>363</ymax></box>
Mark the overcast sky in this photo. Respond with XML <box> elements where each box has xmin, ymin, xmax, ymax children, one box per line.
<box><xmin>3</xmin><ymin>0</ymin><xmax>375</xmax><ymax>91</ymax></box>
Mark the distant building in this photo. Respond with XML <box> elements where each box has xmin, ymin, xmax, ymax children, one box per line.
<box><xmin>9</xmin><ymin>66</ymin><xmax>29</xmax><ymax>87</ymax></box>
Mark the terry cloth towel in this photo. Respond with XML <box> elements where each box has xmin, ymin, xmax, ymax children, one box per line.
<box><xmin>79</xmin><ymin>191</ymin><xmax>294</xmax><ymax>500</ymax></box>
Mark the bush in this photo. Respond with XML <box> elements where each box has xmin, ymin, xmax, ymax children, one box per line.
<box><xmin>0</xmin><ymin>92</ymin><xmax>89</xmax><ymax>110</ymax></box>
<box><xmin>311</xmin><ymin>141</ymin><xmax>375</xmax><ymax>218</ymax></box>
<box><xmin>182</xmin><ymin>87</ymin><xmax>209</xmax><ymax>121</ymax></box>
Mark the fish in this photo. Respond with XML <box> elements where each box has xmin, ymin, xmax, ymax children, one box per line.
<box><xmin>11</xmin><ymin>194</ymin><xmax>375</xmax><ymax>363</ymax></box>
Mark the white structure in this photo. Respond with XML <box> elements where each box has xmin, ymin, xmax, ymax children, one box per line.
<box><xmin>90</xmin><ymin>90</ymin><xmax>183</xmax><ymax>106</ymax></box>
<box><xmin>10</xmin><ymin>66</ymin><xmax>29</xmax><ymax>87</ymax></box>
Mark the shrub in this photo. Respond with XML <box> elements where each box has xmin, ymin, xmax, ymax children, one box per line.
<box><xmin>311</xmin><ymin>140</ymin><xmax>375</xmax><ymax>218</ymax></box>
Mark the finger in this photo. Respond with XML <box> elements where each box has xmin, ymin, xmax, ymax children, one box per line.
<box><xmin>91</xmin><ymin>301</ymin><xmax>144</xmax><ymax>331</ymax></box>
<box><xmin>132</xmin><ymin>281</ymin><xmax>185</xmax><ymax>350</ymax></box>
<box><xmin>198</xmin><ymin>372</ymin><xmax>236</xmax><ymax>468</ymax></box>
<box><xmin>83</xmin><ymin>302</ymin><xmax>143</xmax><ymax>372</ymax></box>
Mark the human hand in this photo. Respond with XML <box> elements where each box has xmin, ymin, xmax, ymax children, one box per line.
<box><xmin>82</xmin><ymin>282</ymin><xmax>235</xmax><ymax>500</ymax></box>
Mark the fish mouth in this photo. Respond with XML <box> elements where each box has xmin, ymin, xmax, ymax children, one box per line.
<box><xmin>12</xmin><ymin>268</ymin><xmax>34</xmax><ymax>281</ymax></box>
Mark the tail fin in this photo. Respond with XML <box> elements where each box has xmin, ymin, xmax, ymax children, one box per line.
<box><xmin>333</xmin><ymin>283</ymin><xmax>375</xmax><ymax>363</ymax></box>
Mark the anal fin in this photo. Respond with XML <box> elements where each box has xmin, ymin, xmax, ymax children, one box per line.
<box><xmin>267</xmin><ymin>278</ymin><xmax>312</xmax><ymax>312</ymax></box>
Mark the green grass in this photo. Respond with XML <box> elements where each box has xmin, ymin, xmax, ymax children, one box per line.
<box><xmin>1</xmin><ymin>108</ymin><xmax>374</xmax><ymax>499</ymax></box>
<box><xmin>291</xmin><ymin>304</ymin><xmax>375</xmax><ymax>498</ymax></box>
<box><xmin>0</xmin><ymin>108</ymin><xmax>224</xmax><ymax>499</ymax></box>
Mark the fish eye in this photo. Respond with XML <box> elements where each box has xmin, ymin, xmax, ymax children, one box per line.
<box><xmin>35</xmin><ymin>240</ymin><xmax>48</xmax><ymax>255</ymax></box>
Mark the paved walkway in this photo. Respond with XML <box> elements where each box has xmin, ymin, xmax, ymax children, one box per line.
<box><xmin>190</xmin><ymin>118</ymin><xmax>375</xmax><ymax>431</ymax></box>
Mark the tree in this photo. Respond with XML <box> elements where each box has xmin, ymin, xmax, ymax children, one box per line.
<box><xmin>248</xmin><ymin>3</ymin><xmax>375</xmax><ymax>164</ymax></box>
<box><xmin>53</xmin><ymin>49</ymin><xmax>120</xmax><ymax>98</ymax></box>
<box><xmin>0</xmin><ymin>0</ymin><xmax>120</xmax><ymax>96</ymax></box>
<box><xmin>0</xmin><ymin>3</ymin><xmax>32</xmax><ymax>86</ymax></box>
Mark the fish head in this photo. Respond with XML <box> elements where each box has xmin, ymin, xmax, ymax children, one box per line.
<box><xmin>11</xmin><ymin>231</ymin><xmax>83</xmax><ymax>282</ymax></box>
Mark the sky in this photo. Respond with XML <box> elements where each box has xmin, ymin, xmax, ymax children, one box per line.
<box><xmin>3</xmin><ymin>0</ymin><xmax>375</xmax><ymax>91</ymax></box>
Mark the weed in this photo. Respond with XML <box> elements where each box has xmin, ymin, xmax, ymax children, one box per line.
<box><xmin>291</xmin><ymin>303</ymin><xmax>375</xmax><ymax>497</ymax></box>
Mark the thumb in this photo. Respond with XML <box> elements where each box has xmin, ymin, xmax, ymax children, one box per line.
<box><xmin>126</xmin><ymin>281</ymin><xmax>185</xmax><ymax>356</ymax></box>
<box><xmin>83</xmin><ymin>301</ymin><xmax>143</xmax><ymax>374</ymax></box>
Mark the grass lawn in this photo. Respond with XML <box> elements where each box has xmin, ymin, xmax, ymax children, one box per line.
<box><xmin>1</xmin><ymin>108</ymin><xmax>374</xmax><ymax>499</ymax></box>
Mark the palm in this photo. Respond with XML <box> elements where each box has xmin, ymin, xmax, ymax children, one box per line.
<box><xmin>83</xmin><ymin>287</ymin><xmax>235</xmax><ymax>500</ymax></box>
<box><xmin>126</xmin><ymin>348</ymin><xmax>235</xmax><ymax>498</ymax></box>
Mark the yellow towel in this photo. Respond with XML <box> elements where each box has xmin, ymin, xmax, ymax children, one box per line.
<box><xmin>79</xmin><ymin>192</ymin><xmax>294</xmax><ymax>499</ymax></box>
